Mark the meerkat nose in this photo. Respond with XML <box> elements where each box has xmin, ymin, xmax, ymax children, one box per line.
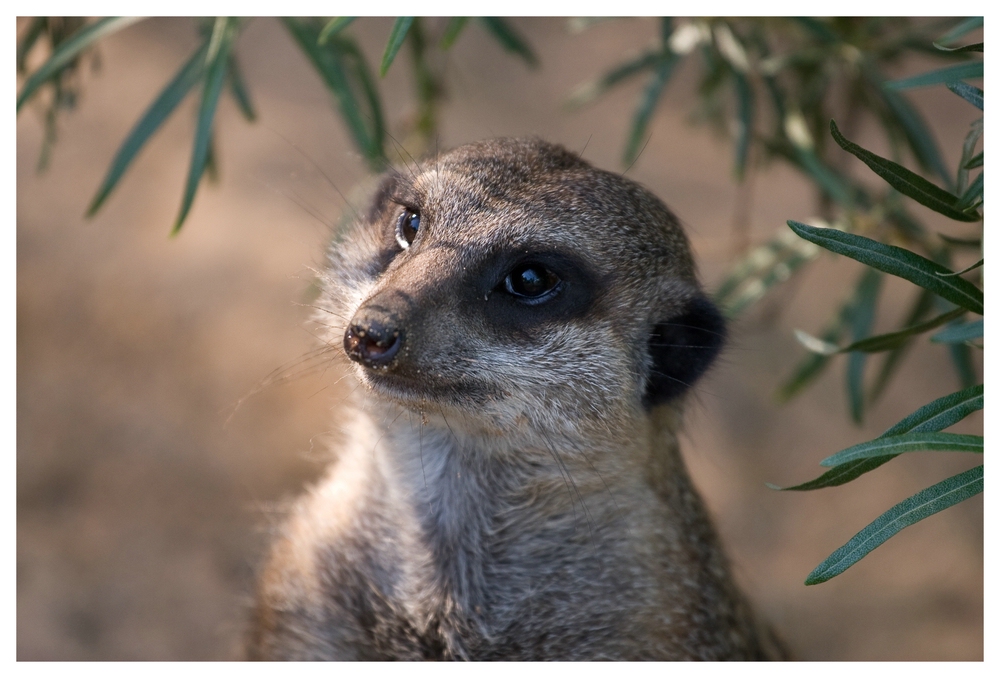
<box><xmin>344</xmin><ymin>318</ymin><xmax>403</xmax><ymax>368</ymax></box>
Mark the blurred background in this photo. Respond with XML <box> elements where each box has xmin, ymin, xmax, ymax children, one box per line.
<box><xmin>17</xmin><ymin>17</ymin><xmax>982</xmax><ymax>660</ymax></box>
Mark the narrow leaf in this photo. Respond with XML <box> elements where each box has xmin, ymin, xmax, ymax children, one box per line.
<box><xmin>732</xmin><ymin>70</ymin><xmax>753</xmax><ymax>180</ymax></box>
<box><xmin>786</xmin><ymin>222</ymin><xmax>984</xmax><ymax>315</ymax></box>
<box><xmin>821</xmin><ymin>432</ymin><xmax>982</xmax><ymax>466</ymax></box>
<box><xmin>932</xmin><ymin>319</ymin><xmax>983</xmax><ymax>344</ymax></box>
<box><xmin>829</xmin><ymin>120</ymin><xmax>979</xmax><ymax>222</ymax></box>
<box><xmin>935</xmin><ymin>17</ymin><xmax>983</xmax><ymax>47</ymax></box>
<box><xmin>846</xmin><ymin>269</ymin><xmax>883</xmax><ymax>423</ymax></box>
<box><xmin>955</xmin><ymin>172</ymin><xmax>983</xmax><ymax>211</ymax></box>
<box><xmin>624</xmin><ymin>55</ymin><xmax>678</xmax><ymax>165</ymax></box>
<box><xmin>805</xmin><ymin>465</ymin><xmax>983</xmax><ymax>584</ymax></box>
<box><xmin>937</xmin><ymin>259</ymin><xmax>983</xmax><ymax>278</ymax></box>
<box><xmin>478</xmin><ymin>18</ymin><xmax>538</xmax><ymax>67</ymax></box>
<box><xmin>776</xmin><ymin>295</ymin><xmax>853</xmax><ymax>402</ymax></box>
<box><xmin>87</xmin><ymin>42</ymin><xmax>209</xmax><ymax>217</ymax></box>
<box><xmin>957</xmin><ymin>119</ymin><xmax>983</xmax><ymax>193</ymax></box>
<box><xmin>950</xmin><ymin>342</ymin><xmax>977</xmax><ymax>388</ymax></box>
<box><xmin>318</xmin><ymin>17</ymin><xmax>355</xmax><ymax>45</ymax></box>
<box><xmin>566</xmin><ymin>51</ymin><xmax>659</xmax><ymax>109</ymax></box>
<box><xmin>933</xmin><ymin>42</ymin><xmax>983</xmax><ymax>53</ymax></box>
<box><xmin>173</xmin><ymin>17</ymin><xmax>236</xmax><ymax>234</ymax></box>
<box><xmin>964</xmin><ymin>152</ymin><xmax>983</xmax><ymax>170</ymax></box>
<box><xmin>439</xmin><ymin>17</ymin><xmax>468</xmax><ymax>50</ymax></box>
<box><xmin>16</xmin><ymin>17</ymin><xmax>48</xmax><ymax>73</ymax></box>
<box><xmin>776</xmin><ymin>384</ymin><xmax>983</xmax><ymax>490</ymax></box>
<box><xmin>836</xmin><ymin>308</ymin><xmax>965</xmax><ymax>353</ymax></box>
<box><xmin>939</xmin><ymin>233</ymin><xmax>980</xmax><ymax>248</ymax></box>
<box><xmin>886</xmin><ymin>62</ymin><xmax>983</xmax><ymax>91</ymax></box>
<box><xmin>947</xmin><ymin>82</ymin><xmax>983</xmax><ymax>110</ymax></box>
<box><xmin>380</xmin><ymin>17</ymin><xmax>414</xmax><ymax>77</ymax></box>
<box><xmin>17</xmin><ymin>17</ymin><xmax>145</xmax><ymax>111</ymax></box>
<box><xmin>870</xmin><ymin>288</ymin><xmax>935</xmax><ymax>404</ymax></box>
<box><xmin>227</xmin><ymin>54</ymin><xmax>256</xmax><ymax>122</ymax></box>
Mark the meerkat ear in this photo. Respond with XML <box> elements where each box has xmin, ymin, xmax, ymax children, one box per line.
<box><xmin>643</xmin><ymin>294</ymin><xmax>726</xmax><ymax>408</ymax></box>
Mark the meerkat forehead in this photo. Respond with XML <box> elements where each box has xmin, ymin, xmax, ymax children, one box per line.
<box><xmin>380</xmin><ymin>138</ymin><xmax>697</xmax><ymax>286</ymax></box>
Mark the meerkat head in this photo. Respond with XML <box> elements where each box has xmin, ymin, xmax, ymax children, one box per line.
<box><xmin>319</xmin><ymin>138</ymin><xmax>725</xmax><ymax>441</ymax></box>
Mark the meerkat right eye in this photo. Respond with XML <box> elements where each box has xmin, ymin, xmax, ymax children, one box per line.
<box><xmin>503</xmin><ymin>263</ymin><xmax>563</xmax><ymax>303</ymax></box>
<box><xmin>395</xmin><ymin>209</ymin><xmax>420</xmax><ymax>249</ymax></box>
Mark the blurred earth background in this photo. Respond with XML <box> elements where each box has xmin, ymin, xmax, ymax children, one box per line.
<box><xmin>16</xmin><ymin>17</ymin><xmax>983</xmax><ymax>660</ymax></box>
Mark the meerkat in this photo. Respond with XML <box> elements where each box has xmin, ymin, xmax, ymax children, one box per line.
<box><xmin>246</xmin><ymin>137</ymin><xmax>782</xmax><ymax>660</ymax></box>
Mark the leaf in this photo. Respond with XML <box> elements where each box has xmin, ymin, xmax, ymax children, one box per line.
<box><xmin>935</xmin><ymin>17</ymin><xmax>983</xmax><ymax>47</ymax></box>
<box><xmin>957</xmin><ymin>119</ymin><xmax>984</xmax><ymax>194</ymax></box>
<box><xmin>776</xmin><ymin>292</ymin><xmax>854</xmax><ymax>402</ymax></box>
<box><xmin>937</xmin><ymin>258</ymin><xmax>983</xmax><ymax>278</ymax></box>
<box><xmin>835</xmin><ymin>307</ymin><xmax>965</xmax><ymax>353</ymax></box>
<box><xmin>938</xmin><ymin>233</ymin><xmax>980</xmax><ymax>248</ymax></box>
<box><xmin>934</xmin><ymin>42</ymin><xmax>983</xmax><ymax>53</ymax></box>
<box><xmin>566</xmin><ymin>51</ymin><xmax>659</xmax><ymax>109</ymax></box>
<box><xmin>885</xmin><ymin>61</ymin><xmax>983</xmax><ymax>90</ymax></box>
<box><xmin>172</xmin><ymin>17</ymin><xmax>237</xmax><ymax>234</ymax></box>
<box><xmin>624</xmin><ymin>55</ymin><xmax>679</xmax><ymax>166</ymax></box>
<box><xmin>776</xmin><ymin>383</ymin><xmax>984</xmax><ymax>491</ymax></box>
<box><xmin>786</xmin><ymin>222</ymin><xmax>984</xmax><ymax>315</ymax></box>
<box><xmin>964</xmin><ymin>152</ymin><xmax>983</xmax><ymax>170</ymax></box>
<box><xmin>227</xmin><ymin>54</ymin><xmax>256</xmax><ymax>122</ymax></box>
<box><xmin>829</xmin><ymin>120</ymin><xmax>979</xmax><ymax>222</ymax></box>
<box><xmin>821</xmin><ymin>432</ymin><xmax>982</xmax><ymax>466</ymax></box>
<box><xmin>16</xmin><ymin>17</ymin><xmax>48</xmax><ymax>72</ymax></box>
<box><xmin>846</xmin><ymin>269</ymin><xmax>882</xmax><ymax>424</ymax></box>
<box><xmin>16</xmin><ymin>17</ymin><xmax>145</xmax><ymax>111</ymax></box>
<box><xmin>931</xmin><ymin>319</ymin><xmax>983</xmax><ymax>344</ymax></box>
<box><xmin>318</xmin><ymin>17</ymin><xmax>355</xmax><ymax>44</ymax></box>
<box><xmin>282</xmin><ymin>18</ymin><xmax>383</xmax><ymax>168</ymax></box>
<box><xmin>955</xmin><ymin>172</ymin><xmax>983</xmax><ymax>211</ymax></box>
<box><xmin>477</xmin><ymin>18</ymin><xmax>538</xmax><ymax>67</ymax></box>
<box><xmin>732</xmin><ymin>70</ymin><xmax>753</xmax><ymax>180</ymax></box>
<box><xmin>379</xmin><ymin>17</ymin><xmax>414</xmax><ymax>77</ymax></box>
<box><xmin>805</xmin><ymin>465</ymin><xmax>983</xmax><ymax>584</ymax></box>
<box><xmin>950</xmin><ymin>342</ymin><xmax>977</xmax><ymax>389</ymax></box>
<box><xmin>947</xmin><ymin>82</ymin><xmax>983</xmax><ymax>110</ymax></box>
<box><xmin>439</xmin><ymin>17</ymin><xmax>468</xmax><ymax>49</ymax></box>
<box><xmin>869</xmin><ymin>288</ymin><xmax>935</xmax><ymax>404</ymax></box>
<box><xmin>86</xmin><ymin>41</ymin><xmax>209</xmax><ymax>217</ymax></box>
<box><xmin>864</xmin><ymin>65</ymin><xmax>953</xmax><ymax>189</ymax></box>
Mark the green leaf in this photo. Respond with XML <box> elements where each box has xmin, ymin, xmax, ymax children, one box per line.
<box><xmin>935</xmin><ymin>17</ymin><xmax>983</xmax><ymax>47</ymax></box>
<box><xmin>477</xmin><ymin>18</ymin><xmax>538</xmax><ymax>67</ymax></box>
<box><xmin>885</xmin><ymin>61</ymin><xmax>983</xmax><ymax>91</ymax></box>
<box><xmin>829</xmin><ymin>120</ymin><xmax>979</xmax><ymax>222</ymax></box>
<box><xmin>786</xmin><ymin>222</ymin><xmax>984</xmax><ymax>315</ymax></box>
<box><xmin>964</xmin><ymin>152</ymin><xmax>983</xmax><ymax>170</ymax></box>
<box><xmin>86</xmin><ymin>41</ymin><xmax>209</xmax><ymax>217</ymax></box>
<box><xmin>934</xmin><ymin>42</ymin><xmax>983</xmax><ymax>53</ymax></box>
<box><xmin>439</xmin><ymin>17</ymin><xmax>468</xmax><ymax>50</ymax></box>
<box><xmin>805</xmin><ymin>465</ymin><xmax>983</xmax><ymax>584</ymax></box>
<box><xmin>946</xmin><ymin>83</ymin><xmax>984</xmax><ymax>114</ymax></box>
<box><xmin>732</xmin><ymin>70</ymin><xmax>753</xmax><ymax>181</ymax></box>
<box><xmin>379</xmin><ymin>17</ymin><xmax>414</xmax><ymax>77</ymax></box>
<box><xmin>227</xmin><ymin>54</ymin><xmax>256</xmax><ymax>122</ymax></box>
<box><xmin>949</xmin><ymin>341</ymin><xmax>977</xmax><ymax>389</ymax></box>
<box><xmin>932</xmin><ymin>318</ymin><xmax>983</xmax><ymax>344</ymax></box>
<box><xmin>937</xmin><ymin>258</ymin><xmax>983</xmax><ymax>278</ymax></box>
<box><xmin>624</xmin><ymin>55</ymin><xmax>679</xmax><ymax>166</ymax></box>
<box><xmin>16</xmin><ymin>17</ymin><xmax>48</xmax><ymax>73</ymax></box>
<box><xmin>846</xmin><ymin>269</ymin><xmax>882</xmax><ymax>423</ymax></box>
<box><xmin>938</xmin><ymin>233</ymin><xmax>980</xmax><ymax>248</ymax></box>
<box><xmin>776</xmin><ymin>292</ymin><xmax>855</xmax><ymax>402</ymax></box>
<box><xmin>864</xmin><ymin>65</ymin><xmax>953</xmax><ymax>189</ymax></box>
<box><xmin>957</xmin><ymin>119</ymin><xmax>983</xmax><ymax>194</ymax></box>
<box><xmin>282</xmin><ymin>18</ymin><xmax>383</xmax><ymax>168</ymax></box>
<box><xmin>16</xmin><ymin>17</ymin><xmax>145</xmax><ymax>111</ymax></box>
<box><xmin>835</xmin><ymin>307</ymin><xmax>965</xmax><ymax>353</ymax></box>
<box><xmin>776</xmin><ymin>384</ymin><xmax>983</xmax><ymax>490</ymax></box>
<box><xmin>869</xmin><ymin>288</ymin><xmax>935</xmax><ymax>404</ymax></box>
<box><xmin>821</xmin><ymin>432</ymin><xmax>982</xmax><ymax>466</ymax></box>
<box><xmin>172</xmin><ymin>17</ymin><xmax>237</xmax><ymax>234</ymax></box>
<box><xmin>955</xmin><ymin>172</ymin><xmax>983</xmax><ymax>211</ymax></box>
<box><xmin>566</xmin><ymin>51</ymin><xmax>659</xmax><ymax>109</ymax></box>
<box><xmin>318</xmin><ymin>17</ymin><xmax>355</xmax><ymax>45</ymax></box>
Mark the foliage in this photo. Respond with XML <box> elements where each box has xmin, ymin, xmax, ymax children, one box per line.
<box><xmin>15</xmin><ymin>17</ymin><xmax>983</xmax><ymax>585</ymax></box>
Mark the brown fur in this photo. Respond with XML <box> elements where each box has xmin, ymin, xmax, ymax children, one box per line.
<box><xmin>246</xmin><ymin>138</ymin><xmax>783</xmax><ymax>660</ymax></box>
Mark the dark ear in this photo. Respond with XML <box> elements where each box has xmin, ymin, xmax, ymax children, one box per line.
<box><xmin>643</xmin><ymin>294</ymin><xmax>726</xmax><ymax>408</ymax></box>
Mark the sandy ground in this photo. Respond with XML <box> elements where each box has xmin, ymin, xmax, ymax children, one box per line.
<box><xmin>16</xmin><ymin>18</ymin><xmax>983</xmax><ymax>660</ymax></box>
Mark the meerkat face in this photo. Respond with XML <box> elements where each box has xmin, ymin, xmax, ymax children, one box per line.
<box><xmin>320</xmin><ymin>138</ymin><xmax>724</xmax><ymax>438</ymax></box>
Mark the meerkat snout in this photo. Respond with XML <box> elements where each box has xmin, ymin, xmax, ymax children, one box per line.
<box><xmin>247</xmin><ymin>138</ymin><xmax>784</xmax><ymax>661</ymax></box>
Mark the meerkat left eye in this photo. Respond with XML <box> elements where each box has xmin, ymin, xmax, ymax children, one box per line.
<box><xmin>504</xmin><ymin>263</ymin><xmax>562</xmax><ymax>302</ymax></box>
<box><xmin>395</xmin><ymin>209</ymin><xmax>420</xmax><ymax>249</ymax></box>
